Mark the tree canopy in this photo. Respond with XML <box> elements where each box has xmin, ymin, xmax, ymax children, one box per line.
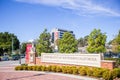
<box><xmin>78</xmin><ymin>35</ymin><xmax>88</xmax><ymax>47</ymax></box>
<box><xmin>36</xmin><ymin>29</ymin><xmax>52</xmax><ymax>56</ymax></box>
<box><xmin>87</xmin><ymin>29</ymin><xmax>107</xmax><ymax>53</ymax></box>
<box><xmin>0</xmin><ymin>32</ymin><xmax>20</xmax><ymax>56</ymax></box>
<box><xmin>58</xmin><ymin>32</ymin><xmax>78</xmax><ymax>53</ymax></box>
<box><xmin>112</xmin><ymin>30</ymin><xmax>120</xmax><ymax>53</ymax></box>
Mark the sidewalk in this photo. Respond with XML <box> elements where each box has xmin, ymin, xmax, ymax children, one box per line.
<box><xmin>0</xmin><ymin>66</ymin><xmax>98</xmax><ymax>80</ymax></box>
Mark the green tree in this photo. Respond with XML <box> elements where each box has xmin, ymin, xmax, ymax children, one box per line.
<box><xmin>78</xmin><ymin>35</ymin><xmax>88</xmax><ymax>47</ymax></box>
<box><xmin>36</xmin><ymin>29</ymin><xmax>52</xmax><ymax>56</ymax></box>
<box><xmin>0</xmin><ymin>32</ymin><xmax>19</xmax><ymax>56</ymax></box>
<box><xmin>78</xmin><ymin>38</ymin><xmax>84</xmax><ymax>47</ymax></box>
<box><xmin>87</xmin><ymin>29</ymin><xmax>107</xmax><ymax>53</ymax></box>
<box><xmin>21</xmin><ymin>42</ymin><xmax>27</xmax><ymax>54</ymax></box>
<box><xmin>58</xmin><ymin>32</ymin><xmax>78</xmax><ymax>53</ymax></box>
<box><xmin>112</xmin><ymin>30</ymin><xmax>120</xmax><ymax>53</ymax></box>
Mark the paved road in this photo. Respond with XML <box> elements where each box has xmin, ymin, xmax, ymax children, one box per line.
<box><xmin>0</xmin><ymin>59</ymin><xmax>98</xmax><ymax>80</ymax></box>
<box><xmin>0</xmin><ymin>58</ymin><xmax>25</xmax><ymax>66</ymax></box>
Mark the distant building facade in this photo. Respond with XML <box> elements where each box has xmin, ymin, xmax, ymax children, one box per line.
<box><xmin>51</xmin><ymin>28</ymin><xmax>75</xmax><ymax>43</ymax></box>
<box><xmin>51</xmin><ymin>28</ymin><xmax>75</xmax><ymax>52</ymax></box>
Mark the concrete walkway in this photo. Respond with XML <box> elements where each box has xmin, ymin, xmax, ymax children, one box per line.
<box><xmin>0</xmin><ymin>66</ymin><xmax>98</xmax><ymax>80</ymax></box>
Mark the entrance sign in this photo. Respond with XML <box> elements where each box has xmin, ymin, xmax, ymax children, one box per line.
<box><xmin>26</xmin><ymin>44</ymin><xmax>32</xmax><ymax>62</ymax></box>
<box><xmin>41</xmin><ymin>53</ymin><xmax>102</xmax><ymax>67</ymax></box>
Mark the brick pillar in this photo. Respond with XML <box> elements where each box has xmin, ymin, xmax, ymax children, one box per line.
<box><xmin>101</xmin><ymin>60</ymin><xmax>116</xmax><ymax>70</ymax></box>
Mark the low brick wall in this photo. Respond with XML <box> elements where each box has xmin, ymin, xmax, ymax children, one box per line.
<box><xmin>32</xmin><ymin>57</ymin><xmax>116</xmax><ymax>70</ymax></box>
<box><xmin>101</xmin><ymin>60</ymin><xmax>116</xmax><ymax>70</ymax></box>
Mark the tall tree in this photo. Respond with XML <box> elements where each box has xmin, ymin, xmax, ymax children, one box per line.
<box><xmin>78</xmin><ymin>35</ymin><xmax>88</xmax><ymax>47</ymax></box>
<box><xmin>112</xmin><ymin>30</ymin><xmax>120</xmax><ymax>53</ymax></box>
<box><xmin>78</xmin><ymin>38</ymin><xmax>84</xmax><ymax>47</ymax></box>
<box><xmin>0</xmin><ymin>32</ymin><xmax>19</xmax><ymax>56</ymax></box>
<box><xmin>58</xmin><ymin>32</ymin><xmax>78</xmax><ymax>53</ymax></box>
<box><xmin>87</xmin><ymin>29</ymin><xmax>107</xmax><ymax>53</ymax></box>
<box><xmin>21</xmin><ymin>42</ymin><xmax>27</xmax><ymax>54</ymax></box>
<box><xmin>36</xmin><ymin>29</ymin><xmax>52</xmax><ymax>56</ymax></box>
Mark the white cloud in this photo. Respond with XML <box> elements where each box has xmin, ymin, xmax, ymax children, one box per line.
<box><xmin>15</xmin><ymin>0</ymin><xmax>120</xmax><ymax>17</ymax></box>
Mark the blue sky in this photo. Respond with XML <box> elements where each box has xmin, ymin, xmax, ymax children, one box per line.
<box><xmin>0</xmin><ymin>0</ymin><xmax>120</xmax><ymax>43</ymax></box>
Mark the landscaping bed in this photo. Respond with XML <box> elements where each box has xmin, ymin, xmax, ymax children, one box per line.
<box><xmin>15</xmin><ymin>65</ymin><xmax>120</xmax><ymax>80</ymax></box>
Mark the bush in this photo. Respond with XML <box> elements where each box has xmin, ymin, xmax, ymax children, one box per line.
<box><xmin>15</xmin><ymin>66</ymin><xmax>22</xmax><ymax>70</ymax></box>
<box><xmin>32</xmin><ymin>66</ymin><xmax>38</xmax><ymax>71</ymax></box>
<box><xmin>102</xmin><ymin>70</ymin><xmax>113</xmax><ymax>80</ymax></box>
<box><xmin>111</xmin><ymin>68</ymin><xmax>120</xmax><ymax>79</ymax></box>
<box><xmin>22</xmin><ymin>66</ymin><xmax>28</xmax><ymax>70</ymax></box>
<box><xmin>72</xmin><ymin>67</ymin><xmax>78</xmax><ymax>75</ymax></box>
<box><xmin>27</xmin><ymin>66</ymin><xmax>32</xmax><ymax>70</ymax></box>
<box><xmin>66</xmin><ymin>66</ymin><xmax>73</xmax><ymax>74</ymax></box>
<box><xmin>36</xmin><ymin>66</ymin><xmax>42</xmax><ymax>71</ymax></box>
<box><xmin>86</xmin><ymin>67</ymin><xmax>94</xmax><ymax>76</ymax></box>
<box><xmin>93</xmin><ymin>68</ymin><xmax>105</xmax><ymax>78</ymax></box>
<box><xmin>41</xmin><ymin>66</ymin><xmax>46</xmax><ymax>71</ymax></box>
<box><xmin>56</xmin><ymin>66</ymin><xmax>62</xmax><ymax>72</ymax></box>
<box><xmin>15</xmin><ymin>65</ymin><xmax>120</xmax><ymax>80</ymax></box>
<box><xmin>21</xmin><ymin>64</ymin><xmax>28</xmax><ymax>66</ymax></box>
<box><xmin>46</xmin><ymin>65</ymin><xmax>52</xmax><ymax>71</ymax></box>
<box><xmin>51</xmin><ymin>65</ymin><xmax>57</xmax><ymax>72</ymax></box>
<box><xmin>78</xmin><ymin>67</ymin><xmax>87</xmax><ymax>76</ymax></box>
<box><xmin>61</xmin><ymin>66</ymin><xmax>67</xmax><ymax>73</ymax></box>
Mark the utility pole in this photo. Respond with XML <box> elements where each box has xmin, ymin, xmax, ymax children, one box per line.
<box><xmin>19</xmin><ymin>44</ymin><xmax>21</xmax><ymax>64</ymax></box>
<box><xmin>12</xmin><ymin>37</ymin><xmax>13</xmax><ymax>54</ymax></box>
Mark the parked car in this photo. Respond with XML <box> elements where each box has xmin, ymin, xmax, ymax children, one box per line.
<box><xmin>20</xmin><ymin>54</ymin><xmax>25</xmax><ymax>58</ymax></box>
<box><xmin>1</xmin><ymin>56</ymin><xmax>9</xmax><ymax>61</ymax></box>
<box><xmin>11</xmin><ymin>54</ymin><xmax>20</xmax><ymax>60</ymax></box>
<box><xmin>12</xmin><ymin>56</ymin><xmax>19</xmax><ymax>60</ymax></box>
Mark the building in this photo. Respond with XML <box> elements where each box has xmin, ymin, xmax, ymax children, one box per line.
<box><xmin>51</xmin><ymin>28</ymin><xmax>75</xmax><ymax>52</ymax></box>
<box><xmin>51</xmin><ymin>28</ymin><xmax>75</xmax><ymax>43</ymax></box>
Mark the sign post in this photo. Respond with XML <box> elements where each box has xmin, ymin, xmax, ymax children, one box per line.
<box><xmin>26</xmin><ymin>43</ymin><xmax>36</xmax><ymax>65</ymax></box>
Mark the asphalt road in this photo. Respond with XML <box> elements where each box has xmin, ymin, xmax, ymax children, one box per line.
<box><xmin>0</xmin><ymin>58</ymin><xmax>25</xmax><ymax>66</ymax></box>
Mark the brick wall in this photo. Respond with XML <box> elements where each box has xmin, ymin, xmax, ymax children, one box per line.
<box><xmin>101</xmin><ymin>60</ymin><xmax>116</xmax><ymax>70</ymax></box>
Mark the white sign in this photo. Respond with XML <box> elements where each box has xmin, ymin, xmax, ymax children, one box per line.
<box><xmin>41</xmin><ymin>53</ymin><xmax>102</xmax><ymax>67</ymax></box>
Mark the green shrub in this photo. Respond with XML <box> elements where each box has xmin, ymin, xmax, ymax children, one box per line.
<box><xmin>51</xmin><ymin>65</ymin><xmax>57</xmax><ymax>72</ymax></box>
<box><xmin>36</xmin><ymin>66</ymin><xmax>42</xmax><ymax>71</ymax></box>
<box><xmin>56</xmin><ymin>66</ymin><xmax>62</xmax><ymax>72</ymax></box>
<box><xmin>21</xmin><ymin>64</ymin><xmax>28</xmax><ymax>66</ymax></box>
<box><xmin>86</xmin><ymin>67</ymin><xmax>94</xmax><ymax>76</ymax></box>
<box><xmin>22</xmin><ymin>66</ymin><xmax>28</xmax><ymax>70</ymax></box>
<box><xmin>66</xmin><ymin>66</ymin><xmax>73</xmax><ymax>74</ymax></box>
<box><xmin>27</xmin><ymin>66</ymin><xmax>32</xmax><ymax>70</ymax></box>
<box><xmin>15</xmin><ymin>65</ymin><xmax>120</xmax><ymax>80</ymax></box>
<box><xmin>32</xmin><ymin>66</ymin><xmax>38</xmax><ymax>71</ymax></box>
<box><xmin>102</xmin><ymin>70</ymin><xmax>112</xmax><ymax>80</ymax></box>
<box><xmin>62</xmin><ymin>66</ymin><xmax>67</xmax><ymax>73</ymax></box>
<box><xmin>41</xmin><ymin>66</ymin><xmax>46</xmax><ymax>71</ymax></box>
<box><xmin>93</xmin><ymin>68</ymin><xmax>105</xmax><ymax>78</ymax></box>
<box><xmin>46</xmin><ymin>65</ymin><xmax>52</xmax><ymax>71</ymax></box>
<box><xmin>111</xmin><ymin>68</ymin><xmax>120</xmax><ymax>79</ymax></box>
<box><xmin>15</xmin><ymin>66</ymin><xmax>22</xmax><ymax>70</ymax></box>
<box><xmin>78</xmin><ymin>67</ymin><xmax>87</xmax><ymax>76</ymax></box>
<box><xmin>72</xmin><ymin>67</ymin><xmax>78</xmax><ymax>75</ymax></box>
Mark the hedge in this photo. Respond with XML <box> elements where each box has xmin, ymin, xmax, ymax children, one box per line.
<box><xmin>15</xmin><ymin>65</ymin><xmax>120</xmax><ymax>80</ymax></box>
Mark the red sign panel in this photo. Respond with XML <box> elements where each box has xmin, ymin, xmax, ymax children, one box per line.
<box><xmin>26</xmin><ymin>44</ymin><xmax>32</xmax><ymax>63</ymax></box>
